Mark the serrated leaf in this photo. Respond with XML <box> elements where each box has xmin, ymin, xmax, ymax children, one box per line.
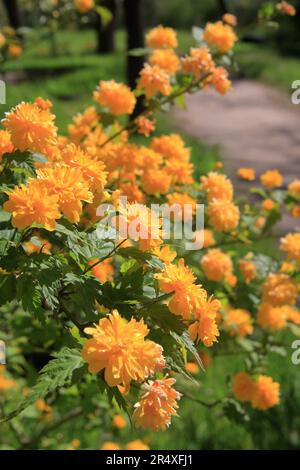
<box><xmin>1</xmin><ymin>348</ymin><xmax>85</xmax><ymax>422</ymax></box>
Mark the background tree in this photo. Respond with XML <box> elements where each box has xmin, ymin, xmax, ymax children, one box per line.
<box><xmin>2</xmin><ymin>0</ymin><xmax>21</xmax><ymax>29</ymax></box>
<box><xmin>96</xmin><ymin>0</ymin><xmax>117</xmax><ymax>53</ymax></box>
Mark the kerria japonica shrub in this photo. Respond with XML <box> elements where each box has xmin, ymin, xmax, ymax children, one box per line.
<box><xmin>0</xmin><ymin>9</ymin><xmax>299</xmax><ymax>449</ymax></box>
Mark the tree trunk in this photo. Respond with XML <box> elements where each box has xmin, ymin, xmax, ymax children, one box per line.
<box><xmin>124</xmin><ymin>0</ymin><xmax>145</xmax><ymax>117</ymax></box>
<box><xmin>217</xmin><ymin>0</ymin><xmax>228</xmax><ymax>14</ymax></box>
<box><xmin>3</xmin><ymin>0</ymin><xmax>21</xmax><ymax>29</ymax></box>
<box><xmin>96</xmin><ymin>0</ymin><xmax>117</xmax><ymax>54</ymax></box>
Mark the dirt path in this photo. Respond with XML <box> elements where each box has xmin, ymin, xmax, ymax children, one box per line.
<box><xmin>173</xmin><ymin>80</ymin><xmax>300</xmax><ymax>231</ymax></box>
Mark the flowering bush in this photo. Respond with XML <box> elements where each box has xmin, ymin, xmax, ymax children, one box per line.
<box><xmin>0</xmin><ymin>16</ymin><xmax>299</xmax><ymax>450</ymax></box>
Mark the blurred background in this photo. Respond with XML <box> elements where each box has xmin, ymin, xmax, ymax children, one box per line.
<box><xmin>0</xmin><ymin>0</ymin><xmax>300</xmax><ymax>450</ymax></box>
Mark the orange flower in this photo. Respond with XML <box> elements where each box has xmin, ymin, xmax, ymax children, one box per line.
<box><xmin>34</xmin><ymin>97</ymin><xmax>53</xmax><ymax>110</ymax></box>
<box><xmin>223</xmin><ymin>13</ymin><xmax>237</xmax><ymax>26</ymax></box>
<box><xmin>276</xmin><ymin>1</ymin><xmax>296</xmax><ymax>16</ymax></box>
<box><xmin>232</xmin><ymin>372</ymin><xmax>255</xmax><ymax>402</ymax></box>
<box><xmin>195</xmin><ymin>229</ymin><xmax>215</xmax><ymax>248</ymax></box>
<box><xmin>61</xmin><ymin>144</ymin><xmax>107</xmax><ymax>193</ymax></box>
<box><xmin>23</xmin><ymin>235</ymin><xmax>52</xmax><ymax>255</ymax></box>
<box><xmin>138</xmin><ymin>146</ymin><xmax>163</xmax><ymax>169</ymax></box>
<box><xmin>35</xmin><ymin>399</ymin><xmax>52</xmax><ymax>414</ymax></box>
<box><xmin>201</xmin><ymin>172</ymin><xmax>233</xmax><ymax>201</ymax></box>
<box><xmin>113</xmin><ymin>414</ymin><xmax>127</xmax><ymax>429</ymax></box>
<box><xmin>3</xmin><ymin>102</ymin><xmax>57</xmax><ymax>153</ymax></box>
<box><xmin>181</xmin><ymin>46</ymin><xmax>215</xmax><ymax>79</ymax></box>
<box><xmin>257</xmin><ymin>303</ymin><xmax>287</xmax><ymax>331</ymax></box>
<box><xmin>74</xmin><ymin>0</ymin><xmax>94</xmax><ymax>14</ymax></box>
<box><xmin>82</xmin><ymin>310</ymin><xmax>164</xmax><ymax>390</ymax></box>
<box><xmin>4</xmin><ymin>179</ymin><xmax>60</xmax><ymax>231</ymax></box>
<box><xmin>156</xmin><ymin>258</ymin><xmax>207</xmax><ymax>320</ymax></box>
<box><xmin>142</xmin><ymin>168</ymin><xmax>172</xmax><ymax>195</ymax></box>
<box><xmin>8</xmin><ymin>43</ymin><xmax>22</xmax><ymax>57</ymax></box>
<box><xmin>260</xmin><ymin>169</ymin><xmax>283</xmax><ymax>189</ymax></box>
<box><xmin>185</xmin><ymin>362</ymin><xmax>199</xmax><ymax>375</ymax></box>
<box><xmin>201</xmin><ymin>249</ymin><xmax>233</xmax><ymax>282</ymax></box>
<box><xmin>288</xmin><ymin>179</ymin><xmax>300</xmax><ymax>196</ymax></box>
<box><xmin>0</xmin><ymin>130</ymin><xmax>14</xmax><ymax>161</ymax></box>
<box><xmin>126</xmin><ymin>440</ymin><xmax>149</xmax><ymax>450</ymax></box>
<box><xmin>211</xmin><ymin>67</ymin><xmax>231</xmax><ymax>95</ymax></box>
<box><xmin>37</xmin><ymin>166</ymin><xmax>93</xmax><ymax>223</ymax></box>
<box><xmin>0</xmin><ymin>366</ymin><xmax>16</xmax><ymax>391</ymax></box>
<box><xmin>89</xmin><ymin>258</ymin><xmax>114</xmax><ymax>283</ymax></box>
<box><xmin>167</xmin><ymin>192</ymin><xmax>196</xmax><ymax>221</ymax></box>
<box><xmin>146</xmin><ymin>26</ymin><xmax>178</xmax><ymax>49</ymax></box>
<box><xmin>119</xmin><ymin>182</ymin><xmax>145</xmax><ymax>203</ymax></box>
<box><xmin>138</xmin><ymin>64</ymin><xmax>172</xmax><ymax>99</ymax></box>
<box><xmin>165</xmin><ymin>158</ymin><xmax>194</xmax><ymax>185</ymax></box>
<box><xmin>133</xmin><ymin>378</ymin><xmax>181</xmax><ymax>431</ymax></box>
<box><xmin>149</xmin><ymin>49</ymin><xmax>180</xmax><ymax>75</ymax></box>
<box><xmin>251</xmin><ymin>375</ymin><xmax>280</xmax><ymax>410</ymax></box>
<box><xmin>68</xmin><ymin>106</ymin><xmax>99</xmax><ymax>143</ymax></box>
<box><xmin>152</xmin><ymin>245</ymin><xmax>177</xmax><ymax>265</ymax></box>
<box><xmin>239</xmin><ymin>258</ymin><xmax>256</xmax><ymax>283</ymax></box>
<box><xmin>189</xmin><ymin>295</ymin><xmax>221</xmax><ymax>346</ymax></box>
<box><xmin>151</xmin><ymin>134</ymin><xmax>190</xmax><ymax>161</ymax></box>
<box><xmin>224</xmin><ymin>308</ymin><xmax>253</xmax><ymax>337</ymax></box>
<box><xmin>122</xmin><ymin>203</ymin><xmax>162</xmax><ymax>252</ymax></box>
<box><xmin>262</xmin><ymin>273</ymin><xmax>297</xmax><ymax>306</ymax></box>
<box><xmin>285</xmin><ymin>306</ymin><xmax>300</xmax><ymax>325</ymax></box>
<box><xmin>94</xmin><ymin>80</ymin><xmax>136</xmax><ymax>115</ymax></box>
<box><xmin>237</xmin><ymin>167</ymin><xmax>256</xmax><ymax>181</ymax></box>
<box><xmin>135</xmin><ymin>115</ymin><xmax>156</xmax><ymax>137</ymax></box>
<box><xmin>101</xmin><ymin>442</ymin><xmax>120</xmax><ymax>450</ymax></box>
<box><xmin>280</xmin><ymin>232</ymin><xmax>300</xmax><ymax>264</ymax></box>
<box><xmin>291</xmin><ymin>206</ymin><xmax>300</xmax><ymax>218</ymax></box>
<box><xmin>203</xmin><ymin>21</ymin><xmax>237</xmax><ymax>54</ymax></box>
<box><xmin>199</xmin><ymin>351</ymin><xmax>212</xmax><ymax>368</ymax></box>
<box><xmin>0</xmin><ymin>33</ymin><xmax>6</xmax><ymax>49</ymax></box>
<box><xmin>262</xmin><ymin>198</ymin><xmax>275</xmax><ymax>211</ymax></box>
<box><xmin>207</xmin><ymin>199</ymin><xmax>240</xmax><ymax>232</ymax></box>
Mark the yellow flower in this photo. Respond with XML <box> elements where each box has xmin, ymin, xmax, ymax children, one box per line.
<box><xmin>68</xmin><ymin>106</ymin><xmax>98</xmax><ymax>143</ymax></box>
<box><xmin>203</xmin><ymin>21</ymin><xmax>237</xmax><ymax>53</ymax></box>
<box><xmin>232</xmin><ymin>372</ymin><xmax>255</xmax><ymax>402</ymax></box>
<box><xmin>93</xmin><ymin>80</ymin><xmax>136</xmax><ymax>115</ymax></box>
<box><xmin>201</xmin><ymin>172</ymin><xmax>233</xmax><ymax>202</ymax></box>
<box><xmin>34</xmin><ymin>97</ymin><xmax>53</xmax><ymax>110</ymax></box>
<box><xmin>133</xmin><ymin>378</ymin><xmax>181</xmax><ymax>431</ymax></box>
<box><xmin>0</xmin><ymin>130</ymin><xmax>14</xmax><ymax>162</ymax></box>
<box><xmin>37</xmin><ymin>166</ymin><xmax>93</xmax><ymax>223</ymax></box>
<box><xmin>122</xmin><ymin>203</ymin><xmax>162</xmax><ymax>252</ymax></box>
<box><xmin>74</xmin><ymin>0</ymin><xmax>94</xmax><ymax>14</ymax></box>
<box><xmin>82</xmin><ymin>310</ymin><xmax>164</xmax><ymax>391</ymax></box>
<box><xmin>260</xmin><ymin>169</ymin><xmax>283</xmax><ymax>189</ymax></box>
<box><xmin>152</xmin><ymin>245</ymin><xmax>177</xmax><ymax>265</ymax></box>
<box><xmin>257</xmin><ymin>303</ymin><xmax>287</xmax><ymax>331</ymax></box>
<box><xmin>207</xmin><ymin>198</ymin><xmax>240</xmax><ymax>232</ymax></box>
<box><xmin>138</xmin><ymin>146</ymin><xmax>163</xmax><ymax>168</ymax></box>
<box><xmin>135</xmin><ymin>115</ymin><xmax>156</xmax><ymax>137</ymax></box>
<box><xmin>138</xmin><ymin>64</ymin><xmax>172</xmax><ymax>99</ymax></box>
<box><xmin>146</xmin><ymin>26</ymin><xmax>178</xmax><ymax>49</ymax></box>
<box><xmin>181</xmin><ymin>46</ymin><xmax>215</xmax><ymax>79</ymax></box>
<box><xmin>156</xmin><ymin>258</ymin><xmax>207</xmax><ymax>320</ymax></box>
<box><xmin>276</xmin><ymin>1</ymin><xmax>296</xmax><ymax>16</ymax></box>
<box><xmin>4</xmin><ymin>179</ymin><xmax>60</xmax><ymax>231</ymax></box>
<box><xmin>61</xmin><ymin>144</ymin><xmax>107</xmax><ymax>193</ymax></box>
<box><xmin>149</xmin><ymin>49</ymin><xmax>180</xmax><ymax>75</ymax></box>
<box><xmin>126</xmin><ymin>440</ymin><xmax>149</xmax><ymax>450</ymax></box>
<box><xmin>251</xmin><ymin>375</ymin><xmax>280</xmax><ymax>410</ymax></box>
<box><xmin>280</xmin><ymin>232</ymin><xmax>300</xmax><ymax>264</ymax></box>
<box><xmin>165</xmin><ymin>158</ymin><xmax>194</xmax><ymax>185</ymax></box>
<box><xmin>112</xmin><ymin>414</ymin><xmax>127</xmax><ymax>429</ymax></box>
<box><xmin>285</xmin><ymin>306</ymin><xmax>300</xmax><ymax>325</ymax></box>
<box><xmin>224</xmin><ymin>308</ymin><xmax>253</xmax><ymax>337</ymax></box>
<box><xmin>237</xmin><ymin>167</ymin><xmax>256</xmax><ymax>181</ymax></box>
<box><xmin>200</xmin><ymin>229</ymin><xmax>216</xmax><ymax>248</ymax></box>
<box><xmin>151</xmin><ymin>134</ymin><xmax>190</xmax><ymax>161</ymax></box>
<box><xmin>2</xmin><ymin>102</ymin><xmax>57</xmax><ymax>153</ymax></box>
<box><xmin>167</xmin><ymin>192</ymin><xmax>197</xmax><ymax>221</ymax></box>
<box><xmin>201</xmin><ymin>248</ymin><xmax>233</xmax><ymax>282</ymax></box>
<box><xmin>262</xmin><ymin>273</ymin><xmax>297</xmax><ymax>306</ymax></box>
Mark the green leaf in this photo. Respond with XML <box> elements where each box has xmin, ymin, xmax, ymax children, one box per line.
<box><xmin>128</xmin><ymin>47</ymin><xmax>150</xmax><ymax>57</ymax></box>
<box><xmin>171</xmin><ymin>331</ymin><xmax>204</xmax><ymax>370</ymax></box>
<box><xmin>1</xmin><ymin>348</ymin><xmax>85</xmax><ymax>422</ymax></box>
<box><xmin>142</xmin><ymin>304</ymin><xmax>185</xmax><ymax>334</ymax></box>
<box><xmin>95</xmin><ymin>6</ymin><xmax>113</xmax><ymax>28</ymax></box>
